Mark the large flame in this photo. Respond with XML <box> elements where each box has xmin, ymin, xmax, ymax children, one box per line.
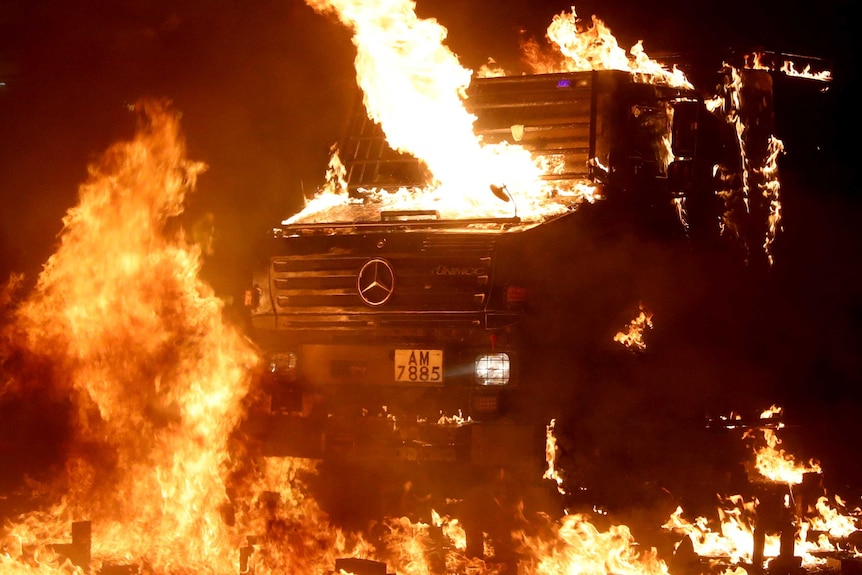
<box><xmin>289</xmin><ymin>2</ymin><xmax>705</xmax><ymax>224</ymax></box>
<box><xmin>0</xmin><ymin>100</ymin><xmax>435</xmax><ymax>575</ymax></box>
<box><xmin>302</xmin><ymin>0</ymin><xmax>549</xmax><ymax>219</ymax></box>
<box><xmin>0</xmin><ymin>100</ymin><xmax>261</xmax><ymax>572</ymax></box>
<box><xmin>289</xmin><ymin>5</ymin><xmax>699</xmax><ymax>226</ymax></box>
<box><xmin>0</xmin><ymin>3</ymin><xmax>841</xmax><ymax>573</ymax></box>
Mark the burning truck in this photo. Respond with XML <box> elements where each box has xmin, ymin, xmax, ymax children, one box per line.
<box><xmin>249</xmin><ymin>68</ymin><xmax>717</xmax><ymax>439</ymax></box>
<box><xmin>239</xmin><ymin>5</ymin><xmax>820</xmax><ymax>551</ymax></box>
<box><xmin>247</xmin><ymin>68</ymin><xmax>724</xmax><ymax>443</ymax></box>
<box><xmin>233</xmin><ymin>4</ymin><xmax>848</xmax><ymax>555</ymax></box>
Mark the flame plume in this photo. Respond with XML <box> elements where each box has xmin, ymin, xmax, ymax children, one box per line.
<box><xmin>291</xmin><ymin>3</ymin><xmax>693</xmax><ymax>225</ymax></box>
<box><xmin>663</xmin><ymin>409</ymin><xmax>859</xmax><ymax>569</ymax></box>
<box><xmin>303</xmin><ymin>0</ymin><xmax>545</xmax><ymax>214</ymax></box>
<box><xmin>1</xmin><ymin>100</ymin><xmax>260</xmax><ymax>573</ymax></box>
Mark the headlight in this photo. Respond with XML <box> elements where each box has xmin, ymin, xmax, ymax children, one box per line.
<box><xmin>269</xmin><ymin>352</ymin><xmax>298</xmax><ymax>381</ymax></box>
<box><xmin>474</xmin><ymin>353</ymin><xmax>510</xmax><ymax>386</ymax></box>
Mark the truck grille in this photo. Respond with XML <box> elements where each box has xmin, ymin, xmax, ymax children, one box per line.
<box><xmin>269</xmin><ymin>233</ymin><xmax>498</xmax><ymax>327</ymax></box>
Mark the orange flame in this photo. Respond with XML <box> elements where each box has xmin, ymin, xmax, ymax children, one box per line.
<box><xmin>662</xmin><ymin>496</ymin><xmax>762</xmax><ymax>563</ymax></box>
<box><xmin>302</xmin><ymin>0</ymin><xmax>557</xmax><ymax>221</ymax></box>
<box><xmin>543</xmin><ymin>419</ymin><xmax>566</xmax><ymax>495</ymax></box>
<box><xmin>522</xmin><ymin>9</ymin><xmax>691</xmax><ymax>89</ymax></box>
<box><xmin>780</xmin><ymin>60</ymin><xmax>832</xmax><ymax>82</ymax></box>
<box><xmin>614</xmin><ymin>303</ymin><xmax>654</xmax><ymax>351</ymax></box>
<box><xmin>807</xmin><ymin>496</ymin><xmax>860</xmax><ymax>541</ymax></box>
<box><xmin>743</xmin><ymin>406</ymin><xmax>821</xmax><ymax>485</ymax></box>
<box><xmin>664</xmin><ymin>493</ymin><xmax>861</xmax><ymax>566</ymax></box>
<box><xmin>1</xmin><ymin>2</ymin><xmax>842</xmax><ymax>573</ymax></box>
<box><xmin>663</xmin><ymin>410</ymin><xmax>860</xmax><ymax>568</ymax></box>
<box><xmin>289</xmin><ymin>5</ymin><xmax>692</xmax><ymax>225</ymax></box>
<box><xmin>759</xmin><ymin>135</ymin><xmax>785</xmax><ymax>265</ymax></box>
<box><xmin>0</xmin><ymin>98</ymin><xmax>452</xmax><ymax>575</ymax></box>
<box><xmin>0</xmin><ymin>96</ymin><xmax>678</xmax><ymax>575</ymax></box>
<box><xmin>519</xmin><ymin>513</ymin><xmax>670</xmax><ymax>575</ymax></box>
<box><xmin>746</xmin><ymin>52</ymin><xmax>833</xmax><ymax>82</ymax></box>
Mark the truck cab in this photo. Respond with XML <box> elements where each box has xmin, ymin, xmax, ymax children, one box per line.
<box><xmin>246</xmin><ymin>69</ymin><xmax>723</xmax><ymax>461</ymax></box>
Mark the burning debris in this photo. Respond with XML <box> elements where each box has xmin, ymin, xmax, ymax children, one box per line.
<box><xmin>663</xmin><ymin>406</ymin><xmax>861</xmax><ymax>575</ymax></box>
<box><xmin>302</xmin><ymin>0</ymin><xmax>548</xmax><ymax>218</ymax></box>
<box><xmin>743</xmin><ymin>406</ymin><xmax>822</xmax><ymax>485</ymax></box>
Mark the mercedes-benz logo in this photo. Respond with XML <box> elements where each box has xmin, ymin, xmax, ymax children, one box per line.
<box><xmin>357</xmin><ymin>258</ymin><xmax>395</xmax><ymax>306</ymax></box>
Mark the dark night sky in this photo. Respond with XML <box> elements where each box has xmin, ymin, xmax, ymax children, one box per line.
<box><xmin>0</xmin><ymin>0</ymin><xmax>859</xmax><ymax>492</ymax></box>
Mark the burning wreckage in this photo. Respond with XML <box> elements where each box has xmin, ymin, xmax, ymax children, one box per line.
<box><xmin>1</xmin><ymin>4</ymin><xmax>856</xmax><ymax>575</ymax></box>
<box><xmin>247</xmin><ymin>68</ymin><xmax>723</xmax><ymax>524</ymax></box>
<box><xmin>243</xmin><ymin>8</ymin><xmax>845</xmax><ymax>568</ymax></box>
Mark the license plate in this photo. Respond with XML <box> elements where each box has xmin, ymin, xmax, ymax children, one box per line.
<box><xmin>394</xmin><ymin>349</ymin><xmax>443</xmax><ymax>383</ymax></box>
